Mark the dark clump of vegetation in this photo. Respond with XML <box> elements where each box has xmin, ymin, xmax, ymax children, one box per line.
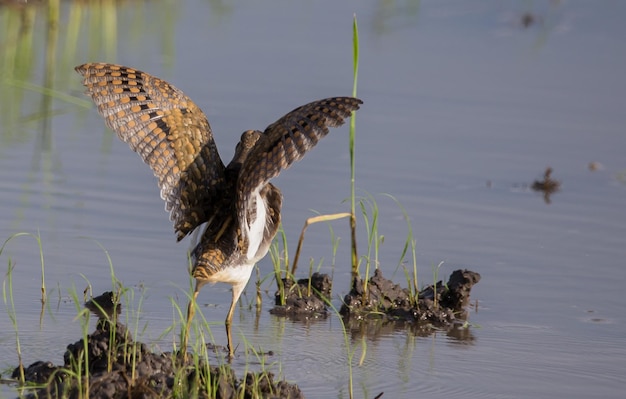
<box><xmin>340</xmin><ymin>269</ymin><xmax>480</xmax><ymax>328</ymax></box>
<box><xmin>269</xmin><ymin>272</ymin><xmax>332</xmax><ymax>319</ymax></box>
<box><xmin>13</xmin><ymin>317</ymin><xmax>304</xmax><ymax>399</ymax></box>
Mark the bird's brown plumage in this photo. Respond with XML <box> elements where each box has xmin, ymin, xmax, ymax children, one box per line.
<box><xmin>75</xmin><ymin>63</ymin><xmax>226</xmax><ymax>241</ymax></box>
<box><xmin>75</xmin><ymin>62</ymin><xmax>362</xmax><ymax>355</ymax></box>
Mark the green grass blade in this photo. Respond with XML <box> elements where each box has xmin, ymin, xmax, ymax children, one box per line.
<box><xmin>349</xmin><ymin>14</ymin><xmax>360</xmax><ymax>274</ymax></box>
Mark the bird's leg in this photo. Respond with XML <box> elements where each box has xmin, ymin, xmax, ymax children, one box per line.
<box><xmin>182</xmin><ymin>283</ymin><xmax>200</xmax><ymax>356</ymax></box>
<box><xmin>225</xmin><ymin>281</ymin><xmax>246</xmax><ymax>359</ymax></box>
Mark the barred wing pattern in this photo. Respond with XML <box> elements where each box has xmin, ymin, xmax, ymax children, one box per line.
<box><xmin>75</xmin><ymin>63</ymin><xmax>226</xmax><ymax>240</ymax></box>
<box><xmin>236</xmin><ymin>97</ymin><xmax>362</xmax><ymax>229</ymax></box>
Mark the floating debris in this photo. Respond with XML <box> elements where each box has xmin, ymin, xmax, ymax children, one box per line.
<box><xmin>532</xmin><ymin>167</ymin><xmax>561</xmax><ymax>204</ymax></box>
<box><xmin>588</xmin><ymin>162</ymin><xmax>603</xmax><ymax>172</ymax></box>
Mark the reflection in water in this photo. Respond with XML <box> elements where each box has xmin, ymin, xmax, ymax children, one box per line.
<box><xmin>345</xmin><ymin>314</ymin><xmax>476</xmax><ymax>344</ymax></box>
<box><xmin>1</xmin><ymin>1</ymin><xmax>624</xmax><ymax>398</ymax></box>
<box><xmin>371</xmin><ymin>0</ymin><xmax>421</xmax><ymax>35</ymax></box>
<box><xmin>0</xmin><ymin>0</ymin><xmax>182</xmax><ymax>235</ymax></box>
<box><xmin>0</xmin><ymin>0</ymin><xmax>201</xmax><ymax>147</ymax></box>
<box><xmin>0</xmin><ymin>0</ymin><xmax>238</xmax><ymax>234</ymax></box>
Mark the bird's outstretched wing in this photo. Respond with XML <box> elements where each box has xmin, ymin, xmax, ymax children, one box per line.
<box><xmin>236</xmin><ymin>96</ymin><xmax>362</xmax><ymax>222</ymax></box>
<box><xmin>75</xmin><ymin>63</ymin><xmax>226</xmax><ymax>240</ymax></box>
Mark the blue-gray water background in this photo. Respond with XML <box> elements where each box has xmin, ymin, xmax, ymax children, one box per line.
<box><xmin>1</xmin><ymin>1</ymin><xmax>625</xmax><ymax>398</ymax></box>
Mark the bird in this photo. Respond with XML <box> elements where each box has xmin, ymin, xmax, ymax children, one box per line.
<box><xmin>75</xmin><ymin>63</ymin><xmax>362</xmax><ymax>357</ymax></box>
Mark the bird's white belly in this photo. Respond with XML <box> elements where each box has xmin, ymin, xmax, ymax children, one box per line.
<box><xmin>246</xmin><ymin>190</ymin><xmax>267</xmax><ymax>261</ymax></box>
<box><xmin>206</xmin><ymin>263</ymin><xmax>255</xmax><ymax>286</ymax></box>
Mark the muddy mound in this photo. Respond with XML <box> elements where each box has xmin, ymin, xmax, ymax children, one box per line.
<box><xmin>270</xmin><ymin>272</ymin><xmax>332</xmax><ymax>318</ymax></box>
<box><xmin>12</xmin><ymin>319</ymin><xmax>303</xmax><ymax>399</ymax></box>
<box><xmin>340</xmin><ymin>269</ymin><xmax>480</xmax><ymax>327</ymax></box>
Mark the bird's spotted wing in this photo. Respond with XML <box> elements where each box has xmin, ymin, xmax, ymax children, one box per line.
<box><xmin>75</xmin><ymin>63</ymin><xmax>226</xmax><ymax>240</ymax></box>
<box><xmin>237</xmin><ymin>96</ymin><xmax>362</xmax><ymax>221</ymax></box>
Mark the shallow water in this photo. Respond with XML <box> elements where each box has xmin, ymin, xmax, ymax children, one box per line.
<box><xmin>1</xmin><ymin>0</ymin><xmax>625</xmax><ymax>398</ymax></box>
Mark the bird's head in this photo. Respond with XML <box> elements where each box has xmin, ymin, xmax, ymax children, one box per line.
<box><xmin>227</xmin><ymin>130</ymin><xmax>262</xmax><ymax>171</ymax></box>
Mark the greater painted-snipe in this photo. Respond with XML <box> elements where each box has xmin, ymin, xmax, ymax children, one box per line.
<box><xmin>75</xmin><ymin>63</ymin><xmax>362</xmax><ymax>357</ymax></box>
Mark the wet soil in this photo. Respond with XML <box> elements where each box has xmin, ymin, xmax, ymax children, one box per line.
<box><xmin>11</xmin><ymin>302</ymin><xmax>303</xmax><ymax>399</ymax></box>
<box><xmin>269</xmin><ymin>267</ymin><xmax>480</xmax><ymax>335</ymax></box>
<box><xmin>340</xmin><ymin>269</ymin><xmax>481</xmax><ymax>329</ymax></box>
<box><xmin>269</xmin><ymin>272</ymin><xmax>332</xmax><ymax>319</ymax></box>
<box><xmin>10</xmin><ymin>268</ymin><xmax>478</xmax><ymax>398</ymax></box>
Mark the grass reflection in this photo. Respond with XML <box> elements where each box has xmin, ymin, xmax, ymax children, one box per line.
<box><xmin>0</xmin><ymin>0</ymin><xmax>183</xmax><ymax>149</ymax></box>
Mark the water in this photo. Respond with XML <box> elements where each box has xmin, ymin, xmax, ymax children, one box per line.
<box><xmin>1</xmin><ymin>1</ymin><xmax>625</xmax><ymax>398</ymax></box>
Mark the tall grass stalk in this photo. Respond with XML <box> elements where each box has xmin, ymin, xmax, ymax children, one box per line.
<box><xmin>384</xmin><ymin>194</ymin><xmax>419</xmax><ymax>304</ymax></box>
<box><xmin>408</xmin><ymin>248</ymin><xmax>418</xmax><ymax>303</ymax></box>
<box><xmin>0</xmin><ymin>232</ymin><xmax>48</xmax><ymax>314</ymax></box>
<box><xmin>359</xmin><ymin>194</ymin><xmax>382</xmax><ymax>266</ymax></box>
<box><xmin>277</xmin><ymin>226</ymin><xmax>289</xmax><ymax>279</ymax></box>
<box><xmin>324</xmin><ymin>214</ymin><xmax>342</xmax><ymax>271</ymax></box>
<box><xmin>3</xmin><ymin>259</ymin><xmax>24</xmax><ymax>383</ymax></box>
<box><xmin>165</xmin><ymin>298</ymin><xmax>185</xmax><ymax>352</ymax></box>
<box><xmin>239</xmin><ymin>337</ymin><xmax>281</xmax><ymax>399</ymax></box>
<box><xmin>68</xmin><ymin>284</ymin><xmax>92</xmax><ymax>398</ymax></box>
<box><xmin>84</xmin><ymin>238</ymin><xmax>129</xmax><ymax>374</ymax></box>
<box><xmin>176</xmin><ymin>283</ymin><xmax>221</xmax><ymax>361</ymax></box>
<box><xmin>324</xmin><ymin>298</ymin><xmax>356</xmax><ymax>399</ymax></box>
<box><xmin>181</xmin><ymin>315</ymin><xmax>219</xmax><ymax>398</ymax></box>
<box><xmin>349</xmin><ymin>14</ymin><xmax>360</xmax><ymax>274</ymax></box>
<box><xmin>125</xmin><ymin>286</ymin><xmax>146</xmax><ymax>381</ymax></box>
<box><xmin>357</xmin><ymin>194</ymin><xmax>383</xmax><ymax>299</ymax></box>
<box><xmin>95</xmin><ymin>240</ymin><xmax>121</xmax><ymax>298</ymax></box>
<box><xmin>433</xmin><ymin>261</ymin><xmax>444</xmax><ymax>309</ymax></box>
<box><xmin>0</xmin><ymin>232</ymin><xmax>48</xmax><ymax>382</ymax></box>
<box><xmin>270</xmin><ymin>227</ymin><xmax>288</xmax><ymax>306</ymax></box>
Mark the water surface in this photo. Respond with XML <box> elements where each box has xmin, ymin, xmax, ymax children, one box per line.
<box><xmin>1</xmin><ymin>1</ymin><xmax>625</xmax><ymax>398</ymax></box>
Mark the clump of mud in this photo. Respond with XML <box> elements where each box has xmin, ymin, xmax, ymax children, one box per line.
<box><xmin>270</xmin><ymin>272</ymin><xmax>332</xmax><ymax>318</ymax></box>
<box><xmin>12</xmin><ymin>308</ymin><xmax>303</xmax><ymax>398</ymax></box>
<box><xmin>340</xmin><ymin>269</ymin><xmax>480</xmax><ymax>327</ymax></box>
